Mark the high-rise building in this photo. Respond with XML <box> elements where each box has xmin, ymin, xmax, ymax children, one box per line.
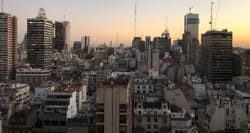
<box><xmin>154</xmin><ymin>28</ymin><xmax>171</xmax><ymax>58</ymax></box>
<box><xmin>201</xmin><ymin>29</ymin><xmax>232</xmax><ymax>83</ymax></box>
<box><xmin>181</xmin><ymin>32</ymin><xmax>200</xmax><ymax>65</ymax></box>
<box><xmin>96</xmin><ymin>78</ymin><xmax>132</xmax><ymax>133</ymax></box>
<box><xmin>0</xmin><ymin>12</ymin><xmax>17</xmax><ymax>82</ymax></box>
<box><xmin>27</xmin><ymin>8</ymin><xmax>54</xmax><ymax>68</ymax></box>
<box><xmin>81</xmin><ymin>36</ymin><xmax>90</xmax><ymax>52</ymax></box>
<box><xmin>148</xmin><ymin>47</ymin><xmax>160</xmax><ymax>77</ymax></box>
<box><xmin>184</xmin><ymin>13</ymin><xmax>199</xmax><ymax>40</ymax></box>
<box><xmin>54</xmin><ymin>21</ymin><xmax>71</xmax><ymax>52</ymax></box>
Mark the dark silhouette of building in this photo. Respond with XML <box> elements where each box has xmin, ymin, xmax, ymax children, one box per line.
<box><xmin>0</xmin><ymin>12</ymin><xmax>17</xmax><ymax>82</ymax></box>
<box><xmin>153</xmin><ymin>28</ymin><xmax>171</xmax><ymax>58</ymax></box>
<box><xmin>54</xmin><ymin>21</ymin><xmax>70</xmax><ymax>52</ymax></box>
<box><xmin>201</xmin><ymin>29</ymin><xmax>232</xmax><ymax>83</ymax></box>
<box><xmin>27</xmin><ymin>8</ymin><xmax>53</xmax><ymax>68</ymax></box>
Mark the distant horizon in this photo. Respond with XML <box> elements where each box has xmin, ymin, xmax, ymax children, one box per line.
<box><xmin>2</xmin><ymin>0</ymin><xmax>250</xmax><ymax>48</ymax></box>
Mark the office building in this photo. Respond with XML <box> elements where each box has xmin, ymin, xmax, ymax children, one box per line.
<box><xmin>0</xmin><ymin>12</ymin><xmax>17</xmax><ymax>82</ymax></box>
<box><xmin>184</xmin><ymin>13</ymin><xmax>199</xmax><ymax>40</ymax></box>
<box><xmin>96</xmin><ymin>78</ymin><xmax>132</xmax><ymax>133</ymax></box>
<box><xmin>81</xmin><ymin>36</ymin><xmax>90</xmax><ymax>52</ymax></box>
<box><xmin>201</xmin><ymin>29</ymin><xmax>232</xmax><ymax>82</ymax></box>
<box><xmin>54</xmin><ymin>21</ymin><xmax>71</xmax><ymax>52</ymax></box>
<box><xmin>153</xmin><ymin>28</ymin><xmax>171</xmax><ymax>58</ymax></box>
<box><xmin>27</xmin><ymin>8</ymin><xmax>54</xmax><ymax>68</ymax></box>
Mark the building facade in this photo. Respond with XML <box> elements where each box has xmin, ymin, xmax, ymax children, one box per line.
<box><xmin>0</xmin><ymin>12</ymin><xmax>17</xmax><ymax>82</ymax></box>
<box><xmin>184</xmin><ymin>13</ymin><xmax>199</xmax><ymax>40</ymax></box>
<box><xmin>54</xmin><ymin>21</ymin><xmax>70</xmax><ymax>52</ymax></box>
<box><xmin>96</xmin><ymin>79</ymin><xmax>132</xmax><ymax>133</ymax></box>
<box><xmin>201</xmin><ymin>29</ymin><xmax>232</xmax><ymax>83</ymax></box>
<box><xmin>16</xmin><ymin>65</ymin><xmax>51</xmax><ymax>86</ymax></box>
<box><xmin>27</xmin><ymin>8</ymin><xmax>54</xmax><ymax>68</ymax></box>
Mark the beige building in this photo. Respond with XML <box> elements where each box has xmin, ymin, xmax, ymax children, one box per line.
<box><xmin>96</xmin><ymin>79</ymin><xmax>132</xmax><ymax>133</ymax></box>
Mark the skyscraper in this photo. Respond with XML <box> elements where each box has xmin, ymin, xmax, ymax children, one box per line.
<box><xmin>153</xmin><ymin>28</ymin><xmax>171</xmax><ymax>58</ymax></box>
<box><xmin>54</xmin><ymin>21</ymin><xmax>70</xmax><ymax>52</ymax></box>
<box><xmin>201</xmin><ymin>29</ymin><xmax>232</xmax><ymax>83</ymax></box>
<box><xmin>81</xmin><ymin>36</ymin><xmax>90</xmax><ymax>52</ymax></box>
<box><xmin>184</xmin><ymin>13</ymin><xmax>199</xmax><ymax>40</ymax></box>
<box><xmin>27</xmin><ymin>8</ymin><xmax>54</xmax><ymax>68</ymax></box>
<box><xmin>0</xmin><ymin>12</ymin><xmax>17</xmax><ymax>82</ymax></box>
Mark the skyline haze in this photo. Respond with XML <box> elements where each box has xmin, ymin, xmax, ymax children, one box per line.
<box><xmin>2</xmin><ymin>0</ymin><xmax>250</xmax><ymax>48</ymax></box>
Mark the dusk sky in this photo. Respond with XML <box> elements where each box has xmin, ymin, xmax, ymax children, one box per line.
<box><xmin>3</xmin><ymin>0</ymin><xmax>250</xmax><ymax>48</ymax></box>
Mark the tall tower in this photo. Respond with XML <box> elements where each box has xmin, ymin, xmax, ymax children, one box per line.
<box><xmin>184</xmin><ymin>13</ymin><xmax>199</xmax><ymax>40</ymax></box>
<box><xmin>27</xmin><ymin>8</ymin><xmax>54</xmax><ymax>68</ymax></box>
<box><xmin>0</xmin><ymin>12</ymin><xmax>17</xmax><ymax>82</ymax></box>
<box><xmin>54</xmin><ymin>21</ymin><xmax>71</xmax><ymax>52</ymax></box>
<box><xmin>201</xmin><ymin>29</ymin><xmax>232</xmax><ymax>82</ymax></box>
<box><xmin>81</xmin><ymin>36</ymin><xmax>90</xmax><ymax>52</ymax></box>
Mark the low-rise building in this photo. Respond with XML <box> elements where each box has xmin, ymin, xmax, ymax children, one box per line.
<box><xmin>43</xmin><ymin>89</ymin><xmax>77</xmax><ymax>133</ymax></box>
<box><xmin>170</xmin><ymin>105</ymin><xmax>196</xmax><ymax>133</ymax></box>
<box><xmin>30</xmin><ymin>86</ymin><xmax>55</xmax><ymax>105</ymax></box>
<box><xmin>16</xmin><ymin>64</ymin><xmax>51</xmax><ymax>86</ymax></box>
<box><xmin>133</xmin><ymin>77</ymin><xmax>171</xmax><ymax>133</ymax></box>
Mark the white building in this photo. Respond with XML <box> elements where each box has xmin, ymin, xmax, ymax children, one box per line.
<box><xmin>170</xmin><ymin>105</ymin><xmax>196</xmax><ymax>133</ymax></box>
<box><xmin>43</xmin><ymin>89</ymin><xmax>77</xmax><ymax>133</ymax></box>
<box><xmin>184</xmin><ymin>13</ymin><xmax>199</xmax><ymax>40</ymax></box>
<box><xmin>148</xmin><ymin>48</ymin><xmax>160</xmax><ymax>77</ymax></box>
<box><xmin>68</xmin><ymin>83</ymin><xmax>88</xmax><ymax>112</ymax></box>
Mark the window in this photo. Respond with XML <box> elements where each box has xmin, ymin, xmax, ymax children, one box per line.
<box><xmin>147</xmin><ymin>124</ymin><xmax>151</xmax><ymax>129</ymax></box>
<box><xmin>96</xmin><ymin>114</ymin><xmax>104</xmax><ymax>123</ymax></box>
<box><xmin>96</xmin><ymin>125</ymin><xmax>104</xmax><ymax>133</ymax></box>
<box><xmin>226</xmin><ymin>108</ymin><xmax>229</xmax><ymax>116</ymax></box>
<box><xmin>120</xmin><ymin>104</ymin><xmax>127</xmax><ymax>113</ymax></box>
<box><xmin>147</xmin><ymin>117</ymin><xmax>151</xmax><ymax>122</ymax></box>
<box><xmin>96</xmin><ymin>104</ymin><xmax>104</xmax><ymax>112</ymax></box>
<box><xmin>154</xmin><ymin>118</ymin><xmax>158</xmax><ymax>123</ymax></box>
<box><xmin>154</xmin><ymin>125</ymin><xmax>158</xmax><ymax>129</ymax></box>
<box><xmin>119</xmin><ymin>126</ymin><xmax>126</xmax><ymax>133</ymax></box>
<box><xmin>120</xmin><ymin>115</ymin><xmax>127</xmax><ymax>124</ymax></box>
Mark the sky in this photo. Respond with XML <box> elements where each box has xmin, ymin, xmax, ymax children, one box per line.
<box><xmin>3</xmin><ymin>0</ymin><xmax>250</xmax><ymax>48</ymax></box>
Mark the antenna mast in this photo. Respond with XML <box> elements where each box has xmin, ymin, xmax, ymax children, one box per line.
<box><xmin>134</xmin><ymin>1</ymin><xmax>137</xmax><ymax>37</ymax></box>
<box><xmin>209</xmin><ymin>2</ymin><xmax>214</xmax><ymax>31</ymax></box>
<box><xmin>189</xmin><ymin>6</ymin><xmax>193</xmax><ymax>13</ymax></box>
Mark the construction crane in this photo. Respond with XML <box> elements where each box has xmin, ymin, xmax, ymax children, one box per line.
<box><xmin>209</xmin><ymin>2</ymin><xmax>214</xmax><ymax>31</ymax></box>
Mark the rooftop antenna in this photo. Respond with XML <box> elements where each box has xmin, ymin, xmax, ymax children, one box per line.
<box><xmin>134</xmin><ymin>1</ymin><xmax>137</xmax><ymax>37</ymax></box>
<box><xmin>209</xmin><ymin>2</ymin><xmax>214</xmax><ymax>31</ymax></box>
<box><xmin>165</xmin><ymin>16</ymin><xmax>168</xmax><ymax>31</ymax></box>
<box><xmin>1</xmin><ymin>0</ymin><xmax>3</xmax><ymax>12</ymax></box>
<box><xmin>189</xmin><ymin>6</ymin><xmax>193</xmax><ymax>13</ymax></box>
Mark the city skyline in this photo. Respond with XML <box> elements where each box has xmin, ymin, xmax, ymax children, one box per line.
<box><xmin>2</xmin><ymin>0</ymin><xmax>250</xmax><ymax>48</ymax></box>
